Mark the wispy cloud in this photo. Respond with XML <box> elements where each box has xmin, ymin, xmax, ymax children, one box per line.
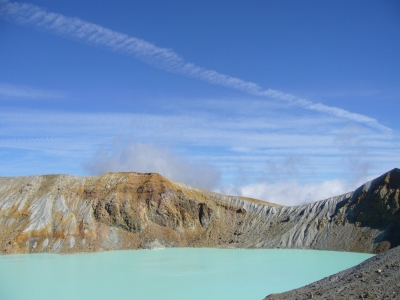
<box><xmin>0</xmin><ymin>103</ymin><xmax>398</xmax><ymax>204</ymax></box>
<box><xmin>83</xmin><ymin>140</ymin><xmax>221</xmax><ymax>190</ymax></box>
<box><xmin>0</xmin><ymin>1</ymin><xmax>391</xmax><ymax>133</ymax></box>
<box><xmin>0</xmin><ymin>105</ymin><xmax>398</xmax><ymax>182</ymax></box>
<box><xmin>84</xmin><ymin>141</ymin><xmax>377</xmax><ymax>205</ymax></box>
<box><xmin>217</xmin><ymin>175</ymin><xmax>376</xmax><ymax>206</ymax></box>
<box><xmin>0</xmin><ymin>82</ymin><xmax>64</xmax><ymax>100</ymax></box>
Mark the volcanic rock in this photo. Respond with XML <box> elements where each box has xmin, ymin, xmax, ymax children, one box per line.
<box><xmin>0</xmin><ymin>168</ymin><xmax>399</xmax><ymax>255</ymax></box>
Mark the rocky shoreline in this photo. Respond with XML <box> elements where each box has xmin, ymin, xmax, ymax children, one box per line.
<box><xmin>265</xmin><ymin>246</ymin><xmax>400</xmax><ymax>299</ymax></box>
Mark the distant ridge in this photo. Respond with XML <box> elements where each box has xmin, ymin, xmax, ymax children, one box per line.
<box><xmin>0</xmin><ymin>168</ymin><xmax>399</xmax><ymax>255</ymax></box>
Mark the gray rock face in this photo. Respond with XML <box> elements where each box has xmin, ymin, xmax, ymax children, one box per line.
<box><xmin>0</xmin><ymin>169</ymin><xmax>399</xmax><ymax>255</ymax></box>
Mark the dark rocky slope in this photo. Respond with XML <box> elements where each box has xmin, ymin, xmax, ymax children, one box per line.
<box><xmin>265</xmin><ymin>245</ymin><xmax>400</xmax><ymax>300</ymax></box>
<box><xmin>0</xmin><ymin>168</ymin><xmax>398</xmax><ymax>255</ymax></box>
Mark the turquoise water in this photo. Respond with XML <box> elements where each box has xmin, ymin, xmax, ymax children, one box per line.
<box><xmin>0</xmin><ymin>248</ymin><xmax>373</xmax><ymax>300</ymax></box>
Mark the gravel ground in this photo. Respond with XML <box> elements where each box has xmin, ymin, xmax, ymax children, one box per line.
<box><xmin>264</xmin><ymin>246</ymin><xmax>400</xmax><ymax>300</ymax></box>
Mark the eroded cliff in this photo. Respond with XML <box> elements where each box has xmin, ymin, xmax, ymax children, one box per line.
<box><xmin>0</xmin><ymin>168</ymin><xmax>399</xmax><ymax>255</ymax></box>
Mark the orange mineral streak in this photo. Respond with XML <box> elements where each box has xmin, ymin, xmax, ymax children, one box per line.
<box><xmin>0</xmin><ymin>169</ymin><xmax>399</xmax><ymax>255</ymax></box>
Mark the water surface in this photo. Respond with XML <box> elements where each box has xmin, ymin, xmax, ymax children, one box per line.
<box><xmin>0</xmin><ymin>248</ymin><xmax>373</xmax><ymax>300</ymax></box>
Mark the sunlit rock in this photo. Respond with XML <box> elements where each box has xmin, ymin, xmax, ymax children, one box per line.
<box><xmin>0</xmin><ymin>169</ymin><xmax>398</xmax><ymax>254</ymax></box>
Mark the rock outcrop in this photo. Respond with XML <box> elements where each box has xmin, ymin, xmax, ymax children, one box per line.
<box><xmin>0</xmin><ymin>168</ymin><xmax>399</xmax><ymax>255</ymax></box>
<box><xmin>264</xmin><ymin>245</ymin><xmax>400</xmax><ymax>300</ymax></box>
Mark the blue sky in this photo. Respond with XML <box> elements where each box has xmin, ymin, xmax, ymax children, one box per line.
<box><xmin>1</xmin><ymin>0</ymin><xmax>399</xmax><ymax>205</ymax></box>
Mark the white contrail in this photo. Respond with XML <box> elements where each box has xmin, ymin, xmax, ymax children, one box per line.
<box><xmin>0</xmin><ymin>1</ymin><xmax>391</xmax><ymax>133</ymax></box>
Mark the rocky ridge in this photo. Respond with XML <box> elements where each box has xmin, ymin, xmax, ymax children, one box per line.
<box><xmin>0</xmin><ymin>168</ymin><xmax>399</xmax><ymax>255</ymax></box>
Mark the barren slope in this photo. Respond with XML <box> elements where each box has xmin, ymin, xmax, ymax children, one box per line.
<box><xmin>0</xmin><ymin>168</ymin><xmax>399</xmax><ymax>255</ymax></box>
<box><xmin>265</xmin><ymin>245</ymin><xmax>400</xmax><ymax>300</ymax></box>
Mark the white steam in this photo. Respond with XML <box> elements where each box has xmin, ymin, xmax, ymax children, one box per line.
<box><xmin>83</xmin><ymin>142</ymin><xmax>221</xmax><ymax>190</ymax></box>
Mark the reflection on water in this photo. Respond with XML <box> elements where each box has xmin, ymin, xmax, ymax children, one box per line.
<box><xmin>0</xmin><ymin>248</ymin><xmax>373</xmax><ymax>300</ymax></box>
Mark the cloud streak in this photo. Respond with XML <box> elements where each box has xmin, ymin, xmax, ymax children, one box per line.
<box><xmin>0</xmin><ymin>82</ymin><xmax>63</xmax><ymax>99</ymax></box>
<box><xmin>0</xmin><ymin>1</ymin><xmax>391</xmax><ymax>133</ymax></box>
<box><xmin>0</xmin><ymin>105</ymin><xmax>398</xmax><ymax>204</ymax></box>
<box><xmin>0</xmin><ymin>106</ymin><xmax>398</xmax><ymax>181</ymax></box>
